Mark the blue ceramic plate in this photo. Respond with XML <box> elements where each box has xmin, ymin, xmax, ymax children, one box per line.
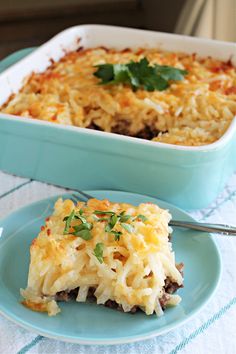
<box><xmin>0</xmin><ymin>190</ymin><xmax>221</xmax><ymax>345</ymax></box>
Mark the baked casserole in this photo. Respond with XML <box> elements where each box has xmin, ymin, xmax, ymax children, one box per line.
<box><xmin>1</xmin><ymin>47</ymin><xmax>236</xmax><ymax>147</ymax></box>
<box><xmin>21</xmin><ymin>197</ymin><xmax>183</xmax><ymax>316</ymax></box>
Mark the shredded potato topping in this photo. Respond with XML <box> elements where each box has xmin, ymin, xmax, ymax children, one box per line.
<box><xmin>21</xmin><ymin>198</ymin><xmax>183</xmax><ymax>316</ymax></box>
<box><xmin>2</xmin><ymin>47</ymin><xmax>236</xmax><ymax>146</ymax></box>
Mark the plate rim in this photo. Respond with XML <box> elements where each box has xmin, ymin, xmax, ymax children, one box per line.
<box><xmin>0</xmin><ymin>190</ymin><xmax>222</xmax><ymax>345</ymax></box>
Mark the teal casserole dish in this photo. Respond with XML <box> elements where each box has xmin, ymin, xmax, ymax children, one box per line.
<box><xmin>0</xmin><ymin>25</ymin><xmax>236</xmax><ymax>209</ymax></box>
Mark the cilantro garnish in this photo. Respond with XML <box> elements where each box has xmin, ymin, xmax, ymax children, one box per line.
<box><xmin>72</xmin><ymin>223</ymin><xmax>93</xmax><ymax>240</ymax></box>
<box><xmin>63</xmin><ymin>210</ymin><xmax>76</xmax><ymax>234</ymax></box>
<box><xmin>95</xmin><ymin>216</ymin><xmax>109</xmax><ymax>221</ymax></box>
<box><xmin>63</xmin><ymin>207</ymin><xmax>148</xmax><ymax>255</ymax></box>
<box><xmin>105</xmin><ymin>214</ymin><xmax>118</xmax><ymax>232</ymax></box>
<box><xmin>73</xmin><ymin>228</ymin><xmax>92</xmax><ymax>240</ymax></box>
<box><xmin>93</xmin><ymin>243</ymin><xmax>104</xmax><ymax>263</ymax></box>
<box><xmin>76</xmin><ymin>214</ymin><xmax>87</xmax><ymax>224</ymax></box>
<box><xmin>94</xmin><ymin>57</ymin><xmax>188</xmax><ymax>92</ymax></box>
<box><xmin>136</xmin><ymin>214</ymin><xmax>148</xmax><ymax>222</ymax></box>
<box><xmin>110</xmin><ymin>230</ymin><xmax>122</xmax><ymax>241</ymax></box>
<box><xmin>93</xmin><ymin>209</ymin><xmax>148</xmax><ymax>240</ymax></box>
<box><xmin>94</xmin><ymin>210</ymin><xmax>115</xmax><ymax>215</ymax></box>
<box><xmin>63</xmin><ymin>209</ymin><xmax>92</xmax><ymax>239</ymax></box>
<box><xmin>119</xmin><ymin>212</ymin><xmax>132</xmax><ymax>223</ymax></box>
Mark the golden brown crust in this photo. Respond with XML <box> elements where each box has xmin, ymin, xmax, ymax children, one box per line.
<box><xmin>2</xmin><ymin>47</ymin><xmax>236</xmax><ymax>146</ymax></box>
<box><xmin>21</xmin><ymin>300</ymin><xmax>48</xmax><ymax>313</ymax></box>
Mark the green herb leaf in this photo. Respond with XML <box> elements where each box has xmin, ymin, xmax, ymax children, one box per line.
<box><xmin>110</xmin><ymin>230</ymin><xmax>122</xmax><ymax>241</ymax></box>
<box><xmin>113</xmin><ymin>64</ymin><xmax>130</xmax><ymax>84</ymax></box>
<box><xmin>72</xmin><ymin>221</ymin><xmax>93</xmax><ymax>240</ymax></box>
<box><xmin>93</xmin><ymin>243</ymin><xmax>104</xmax><ymax>263</ymax></box>
<box><xmin>154</xmin><ymin>65</ymin><xmax>188</xmax><ymax>81</ymax></box>
<box><xmin>136</xmin><ymin>214</ymin><xmax>148</xmax><ymax>222</ymax></box>
<box><xmin>94</xmin><ymin>57</ymin><xmax>188</xmax><ymax>92</ymax></box>
<box><xmin>73</xmin><ymin>222</ymin><xmax>93</xmax><ymax>232</ymax></box>
<box><xmin>75</xmin><ymin>214</ymin><xmax>87</xmax><ymax>224</ymax></box>
<box><xmin>94</xmin><ymin>210</ymin><xmax>115</xmax><ymax>215</ymax></box>
<box><xmin>97</xmin><ymin>217</ymin><xmax>109</xmax><ymax>222</ymax></box>
<box><xmin>119</xmin><ymin>213</ymin><xmax>132</xmax><ymax>223</ymax></box>
<box><xmin>94</xmin><ymin>64</ymin><xmax>114</xmax><ymax>84</ymax></box>
<box><xmin>105</xmin><ymin>214</ymin><xmax>118</xmax><ymax>232</ymax></box>
<box><xmin>64</xmin><ymin>209</ymin><xmax>92</xmax><ymax>236</ymax></box>
<box><xmin>121</xmin><ymin>223</ymin><xmax>134</xmax><ymax>233</ymax></box>
<box><xmin>63</xmin><ymin>210</ymin><xmax>75</xmax><ymax>234</ymax></box>
<box><xmin>73</xmin><ymin>229</ymin><xmax>92</xmax><ymax>240</ymax></box>
<box><xmin>72</xmin><ymin>224</ymin><xmax>85</xmax><ymax>232</ymax></box>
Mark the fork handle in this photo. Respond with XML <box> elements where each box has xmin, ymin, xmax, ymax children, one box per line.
<box><xmin>169</xmin><ymin>220</ymin><xmax>236</xmax><ymax>235</ymax></box>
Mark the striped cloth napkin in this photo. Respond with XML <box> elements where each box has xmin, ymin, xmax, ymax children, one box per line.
<box><xmin>0</xmin><ymin>170</ymin><xmax>236</xmax><ymax>354</ymax></box>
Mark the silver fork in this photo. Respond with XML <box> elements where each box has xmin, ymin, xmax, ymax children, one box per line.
<box><xmin>69</xmin><ymin>190</ymin><xmax>236</xmax><ymax>236</ymax></box>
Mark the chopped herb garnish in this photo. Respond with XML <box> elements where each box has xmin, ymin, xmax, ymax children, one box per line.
<box><xmin>155</xmin><ymin>65</ymin><xmax>187</xmax><ymax>81</ymax></box>
<box><xmin>110</xmin><ymin>230</ymin><xmax>122</xmax><ymax>241</ymax></box>
<box><xmin>75</xmin><ymin>214</ymin><xmax>87</xmax><ymax>224</ymax></box>
<box><xmin>119</xmin><ymin>213</ymin><xmax>132</xmax><ymax>223</ymax></box>
<box><xmin>136</xmin><ymin>214</ymin><xmax>148</xmax><ymax>222</ymax></box>
<box><xmin>98</xmin><ymin>217</ymin><xmax>110</xmax><ymax>221</ymax></box>
<box><xmin>121</xmin><ymin>223</ymin><xmax>134</xmax><ymax>233</ymax></box>
<box><xmin>94</xmin><ymin>210</ymin><xmax>115</xmax><ymax>215</ymax></box>
<box><xmin>92</xmin><ymin>209</ymin><xmax>148</xmax><ymax>238</ymax></box>
<box><xmin>72</xmin><ymin>224</ymin><xmax>86</xmax><ymax>232</ymax></box>
<box><xmin>72</xmin><ymin>228</ymin><xmax>92</xmax><ymax>240</ymax></box>
<box><xmin>63</xmin><ymin>210</ymin><xmax>75</xmax><ymax>234</ymax></box>
<box><xmin>94</xmin><ymin>57</ymin><xmax>188</xmax><ymax>92</ymax></box>
<box><xmin>93</xmin><ymin>243</ymin><xmax>104</xmax><ymax>263</ymax></box>
<box><xmin>64</xmin><ymin>209</ymin><xmax>92</xmax><ymax>239</ymax></box>
<box><xmin>105</xmin><ymin>214</ymin><xmax>118</xmax><ymax>232</ymax></box>
<box><xmin>72</xmin><ymin>222</ymin><xmax>93</xmax><ymax>232</ymax></box>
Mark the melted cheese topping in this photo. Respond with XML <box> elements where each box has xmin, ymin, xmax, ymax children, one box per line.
<box><xmin>2</xmin><ymin>47</ymin><xmax>236</xmax><ymax>146</ymax></box>
<box><xmin>21</xmin><ymin>198</ymin><xmax>183</xmax><ymax>316</ymax></box>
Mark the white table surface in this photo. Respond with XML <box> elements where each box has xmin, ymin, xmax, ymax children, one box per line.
<box><xmin>0</xmin><ymin>170</ymin><xmax>236</xmax><ymax>354</ymax></box>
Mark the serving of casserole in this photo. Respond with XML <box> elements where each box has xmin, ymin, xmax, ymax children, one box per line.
<box><xmin>0</xmin><ymin>25</ymin><xmax>236</xmax><ymax>209</ymax></box>
<box><xmin>21</xmin><ymin>197</ymin><xmax>183</xmax><ymax>316</ymax></box>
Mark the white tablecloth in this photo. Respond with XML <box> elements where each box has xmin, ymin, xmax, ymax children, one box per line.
<box><xmin>0</xmin><ymin>170</ymin><xmax>236</xmax><ymax>354</ymax></box>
